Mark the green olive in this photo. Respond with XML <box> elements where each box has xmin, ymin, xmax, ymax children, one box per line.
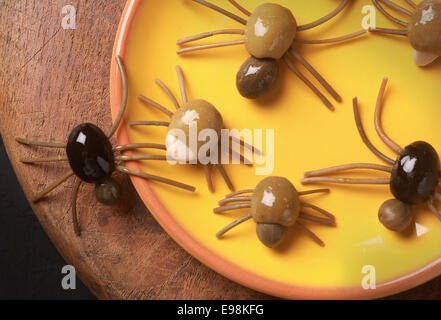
<box><xmin>408</xmin><ymin>0</ymin><xmax>441</xmax><ymax>55</ymax></box>
<box><xmin>378</xmin><ymin>199</ymin><xmax>413</xmax><ymax>232</ymax></box>
<box><xmin>166</xmin><ymin>99</ymin><xmax>223</xmax><ymax>163</ymax></box>
<box><xmin>245</xmin><ymin>3</ymin><xmax>297</xmax><ymax>59</ymax></box>
<box><xmin>236</xmin><ymin>56</ymin><xmax>279</xmax><ymax>99</ymax></box>
<box><xmin>256</xmin><ymin>223</ymin><xmax>288</xmax><ymax>248</ymax></box>
<box><xmin>251</xmin><ymin>176</ymin><xmax>300</xmax><ymax>227</ymax></box>
<box><xmin>94</xmin><ymin>178</ymin><xmax>121</xmax><ymax>205</ymax></box>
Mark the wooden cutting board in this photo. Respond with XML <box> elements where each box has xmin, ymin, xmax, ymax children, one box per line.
<box><xmin>0</xmin><ymin>0</ymin><xmax>440</xmax><ymax>299</ymax></box>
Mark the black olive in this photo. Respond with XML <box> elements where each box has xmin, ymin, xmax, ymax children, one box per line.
<box><xmin>95</xmin><ymin>178</ymin><xmax>121</xmax><ymax>205</ymax></box>
<box><xmin>390</xmin><ymin>141</ymin><xmax>440</xmax><ymax>204</ymax></box>
<box><xmin>236</xmin><ymin>56</ymin><xmax>278</xmax><ymax>99</ymax></box>
<box><xmin>66</xmin><ymin>123</ymin><xmax>115</xmax><ymax>183</ymax></box>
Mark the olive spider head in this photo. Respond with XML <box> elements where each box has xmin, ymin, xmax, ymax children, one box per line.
<box><xmin>166</xmin><ymin>99</ymin><xmax>223</xmax><ymax>163</ymax></box>
<box><xmin>408</xmin><ymin>0</ymin><xmax>441</xmax><ymax>63</ymax></box>
<box><xmin>251</xmin><ymin>176</ymin><xmax>301</xmax><ymax>247</ymax></box>
<box><xmin>236</xmin><ymin>3</ymin><xmax>295</xmax><ymax>99</ymax></box>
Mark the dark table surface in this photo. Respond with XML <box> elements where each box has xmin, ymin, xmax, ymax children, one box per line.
<box><xmin>0</xmin><ymin>134</ymin><xmax>94</xmax><ymax>299</ymax></box>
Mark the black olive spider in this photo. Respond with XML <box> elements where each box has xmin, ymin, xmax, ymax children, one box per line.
<box><xmin>301</xmin><ymin>78</ymin><xmax>441</xmax><ymax>232</ymax></box>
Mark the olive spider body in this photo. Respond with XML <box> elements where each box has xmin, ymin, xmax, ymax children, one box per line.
<box><xmin>130</xmin><ymin>65</ymin><xmax>257</xmax><ymax>193</ymax></box>
<box><xmin>214</xmin><ymin>176</ymin><xmax>336</xmax><ymax>248</ymax></box>
<box><xmin>177</xmin><ymin>0</ymin><xmax>366</xmax><ymax>110</ymax></box>
<box><xmin>301</xmin><ymin>78</ymin><xmax>441</xmax><ymax>232</ymax></box>
<box><xmin>370</xmin><ymin>0</ymin><xmax>441</xmax><ymax>66</ymax></box>
<box><xmin>15</xmin><ymin>56</ymin><xmax>196</xmax><ymax>236</ymax></box>
<box><xmin>236</xmin><ymin>56</ymin><xmax>279</xmax><ymax>99</ymax></box>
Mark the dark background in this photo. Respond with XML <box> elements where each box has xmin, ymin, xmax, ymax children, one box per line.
<box><xmin>0</xmin><ymin>134</ymin><xmax>95</xmax><ymax>299</ymax></box>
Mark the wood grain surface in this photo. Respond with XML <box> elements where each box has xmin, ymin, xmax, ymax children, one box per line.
<box><xmin>0</xmin><ymin>0</ymin><xmax>440</xmax><ymax>300</ymax></box>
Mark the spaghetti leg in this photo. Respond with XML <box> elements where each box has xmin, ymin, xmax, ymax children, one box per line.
<box><xmin>372</xmin><ymin>0</ymin><xmax>408</xmax><ymax>27</ymax></box>
<box><xmin>228</xmin><ymin>0</ymin><xmax>251</xmax><ymax>16</ymax></box>
<box><xmin>192</xmin><ymin>0</ymin><xmax>247</xmax><ymax>25</ymax></box>
<box><xmin>15</xmin><ymin>137</ymin><xmax>66</xmax><ymax>148</ymax></box>
<box><xmin>283</xmin><ymin>55</ymin><xmax>334</xmax><ymax>111</ymax></box>
<box><xmin>297</xmin><ymin>0</ymin><xmax>350</xmax><ymax>31</ymax></box>
<box><xmin>374</xmin><ymin>78</ymin><xmax>403</xmax><ymax>154</ymax></box>
<box><xmin>304</xmin><ymin>163</ymin><xmax>391</xmax><ymax>178</ymax></box>
<box><xmin>216</xmin><ymin>213</ymin><xmax>252</xmax><ymax>238</ymax></box>
<box><xmin>21</xmin><ymin>156</ymin><xmax>68</xmax><ymax>164</ymax></box>
<box><xmin>353</xmin><ymin>97</ymin><xmax>395</xmax><ymax>164</ymax></box>
<box><xmin>204</xmin><ymin>165</ymin><xmax>214</xmax><ymax>193</ymax></box>
<box><xmin>226</xmin><ymin>189</ymin><xmax>254</xmax><ymax>198</ymax></box>
<box><xmin>31</xmin><ymin>171</ymin><xmax>75</xmax><ymax>202</ymax></box>
<box><xmin>177</xmin><ymin>29</ymin><xmax>244</xmax><ymax>45</ymax></box>
<box><xmin>71</xmin><ymin>179</ymin><xmax>82</xmax><ymax>236</ymax></box>
<box><xmin>296</xmin><ymin>221</ymin><xmax>325</xmax><ymax>247</ymax></box>
<box><xmin>117</xmin><ymin>166</ymin><xmax>195</xmax><ymax>192</ymax></box>
<box><xmin>138</xmin><ymin>95</ymin><xmax>174</xmax><ymax>118</ymax></box>
<box><xmin>108</xmin><ymin>56</ymin><xmax>128</xmax><ymax>138</ymax></box>
<box><xmin>289</xmin><ymin>48</ymin><xmax>341</xmax><ymax>102</ymax></box>
<box><xmin>155</xmin><ymin>78</ymin><xmax>180</xmax><ymax>110</ymax></box>
<box><xmin>216</xmin><ymin>164</ymin><xmax>234</xmax><ymax>191</ymax></box>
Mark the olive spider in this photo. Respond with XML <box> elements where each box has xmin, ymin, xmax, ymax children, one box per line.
<box><xmin>129</xmin><ymin>65</ymin><xmax>259</xmax><ymax>193</ymax></box>
<box><xmin>369</xmin><ymin>0</ymin><xmax>441</xmax><ymax>66</ymax></box>
<box><xmin>301</xmin><ymin>78</ymin><xmax>441</xmax><ymax>232</ymax></box>
<box><xmin>15</xmin><ymin>56</ymin><xmax>196</xmax><ymax>236</ymax></box>
<box><xmin>176</xmin><ymin>0</ymin><xmax>366</xmax><ymax>111</ymax></box>
<box><xmin>213</xmin><ymin>176</ymin><xmax>336</xmax><ymax>248</ymax></box>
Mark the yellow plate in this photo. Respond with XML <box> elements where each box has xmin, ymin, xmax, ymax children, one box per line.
<box><xmin>110</xmin><ymin>0</ymin><xmax>441</xmax><ymax>299</ymax></box>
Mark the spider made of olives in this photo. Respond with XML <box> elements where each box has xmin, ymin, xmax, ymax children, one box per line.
<box><xmin>236</xmin><ymin>56</ymin><xmax>279</xmax><ymax>99</ymax></box>
<box><xmin>239</xmin><ymin>3</ymin><xmax>293</xmax><ymax>99</ymax></box>
<box><xmin>178</xmin><ymin>0</ymin><xmax>365</xmax><ymax>108</ymax></box>
<box><xmin>371</xmin><ymin>0</ymin><xmax>441</xmax><ymax>66</ymax></box>
<box><xmin>214</xmin><ymin>176</ymin><xmax>336</xmax><ymax>248</ymax></box>
<box><xmin>301</xmin><ymin>78</ymin><xmax>441</xmax><ymax>232</ymax></box>
<box><xmin>15</xmin><ymin>56</ymin><xmax>196</xmax><ymax>237</ymax></box>
<box><xmin>130</xmin><ymin>65</ymin><xmax>255</xmax><ymax>193</ymax></box>
<box><xmin>251</xmin><ymin>177</ymin><xmax>300</xmax><ymax>247</ymax></box>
